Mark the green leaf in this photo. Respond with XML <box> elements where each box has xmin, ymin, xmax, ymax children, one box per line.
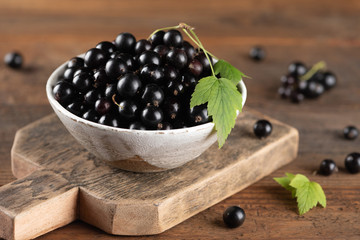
<box><xmin>274</xmin><ymin>173</ymin><xmax>296</xmax><ymax>198</ymax></box>
<box><xmin>190</xmin><ymin>76</ymin><xmax>218</xmax><ymax>108</ymax></box>
<box><xmin>289</xmin><ymin>174</ymin><xmax>310</xmax><ymax>189</ymax></box>
<box><xmin>207</xmin><ymin>78</ymin><xmax>243</xmax><ymax>148</ymax></box>
<box><xmin>293</xmin><ymin>181</ymin><xmax>327</xmax><ymax>215</ymax></box>
<box><xmin>214</xmin><ymin>60</ymin><xmax>247</xmax><ymax>85</ymax></box>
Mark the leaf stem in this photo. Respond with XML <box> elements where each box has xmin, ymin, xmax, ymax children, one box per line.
<box><xmin>147</xmin><ymin>25</ymin><xmax>180</xmax><ymax>40</ymax></box>
<box><xmin>300</xmin><ymin>61</ymin><xmax>327</xmax><ymax>81</ymax></box>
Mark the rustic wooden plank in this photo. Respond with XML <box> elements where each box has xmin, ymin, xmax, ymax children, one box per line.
<box><xmin>0</xmin><ymin>109</ymin><xmax>298</xmax><ymax>239</ymax></box>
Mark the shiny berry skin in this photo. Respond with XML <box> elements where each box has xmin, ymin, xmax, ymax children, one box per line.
<box><xmin>140</xmin><ymin>64</ymin><xmax>165</xmax><ymax>84</ymax></box>
<box><xmin>4</xmin><ymin>52</ymin><xmax>23</xmax><ymax>69</ymax></box>
<box><xmin>195</xmin><ymin>53</ymin><xmax>213</xmax><ymax>76</ymax></box>
<box><xmin>138</xmin><ymin>50</ymin><xmax>161</xmax><ymax>66</ymax></box>
<box><xmin>84</xmin><ymin>89</ymin><xmax>102</xmax><ymax>105</ymax></box>
<box><xmin>73</xmin><ymin>67</ymin><xmax>91</xmax><ymax>78</ymax></box>
<box><xmin>321</xmin><ymin>71</ymin><xmax>337</xmax><ymax>90</ymax></box>
<box><xmin>82</xmin><ymin>109</ymin><xmax>100</xmax><ymax>122</ymax></box>
<box><xmin>67</xmin><ymin>57</ymin><xmax>84</xmax><ymax>68</ymax></box>
<box><xmin>166</xmin><ymin>49</ymin><xmax>188</xmax><ymax>69</ymax></box>
<box><xmin>96</xmin><ymin>41</ymin><xmax>117</xmax><ymax>54</ymax></box>
<box><xmin>163</xmin><ymin>30</ymin><xmax>183</xmax><ymax>47</ymax></box>
<box><xmin>72</xmin><ymin>72</ymin><xmax>94</xmax><ymax>93</ymax></box>
<box><xmin>164</xmin><ymin>65</ymin><xmax>178</xmax><ymax>81</ymax></box>
<box><xmin>66</xmin><ymin>102</ymin><xmax>88</xmax><ymax>117</ymax></box>
<box><xmin>253</xmin><ymin>119</ymin><xmax>272</xmax><ymax>138</ymax></box>
<box><xmin>104</xmin><ymin>83</ymin><xmax>117</xmax><ymax>99</ymax></box>
<box><xmin>188</xmin><ymin>59</ymin><xmax>203</xmax><ymax>77</ymax></box>
<box><xmin>98</xmin><ymin>114</ymin><xmax>123</xmax><ymax>128</ymax></box>
<box><xmin>150</xmin><ymin>30</ymin><xmax>165</xmax><ymax>46</ymax></box>
<box><xmin>163</xmin><ymin>97</ymin><xmax>181</xmax><ymax>120</ymax></box>
<box><xmin>319</xmin><ymin>159</ymin><xmax>337</xmax><ymax>176</ymax></box>
<box><xmin>167</xmin><ymin>79</ymin><xmax>185</xmax><ymax>96</ymax></box>
<box><xmin>344</xmin><ymin>152</ymin><xmax>360</xmax><ymax>174</ymax></box>
<box><xmin>117</xmin><ymin>73</ymin><xmax>142</xmax><ymax>97</ymax></box>
<box><xmin>112</xmin><ymin>52</ymin><xmax>137</xmax><ymax>70</ymax></box>
<box><xmin>63</xmin><ymin>67</ymin><xmax>80</xmax><ymax>81</ymax></box>
<box><xmin>153</xmin><ymin>45</ymin><xmax>170</xmax><ymax>60</ymax></box>
<box><xmin>53</xmin><ymin>81</ymin><xmax>77</xmax><ymax>106</ymax></box>
<box><xmin>129</xmin><ymin>121</ymin><xmax>147</xmax><ymax>130</ymax></box>
<box><xmin>105</xmin><ymin>58</ymin><xmax>127</xmax><ymax>80</ymax></box>
<box><xmin>134</xmin><ymin>39</ymin><xmax>152</xmax><ymax>55</ymax></box>
<box><xmin>280</xmin><ymin>74</ymin><xmax>298</xmax><ymax>87</ymax></box>
<box><xmin>94</xmin><ymin>68</ymin><xmax>110</xmax><ymax>87</ymax></box>
<box><xmin>84</xmin><ymin>48</ymin><xmax>108</xmax><ymax>69</ymax></box>
<box><xmin>141</xmin><ymin>84</ymin><xmax>165</xmax><ymax>106</ymax></box>
<box><xmin>223</xmin><ymin>206</ymin><xmax>246</xmax><ymax>228</ymax></box>
<box><xmin>304</xmin><ymin>80</ymin><xmax>324</xmax><ymax>98</ymax></box>
<box><xmin>249</xmin><ymin>46</ymin><xmax>265</xmax><ymax>61</ymax></box>
<box><xmin>95</xmin><ymin>98</ymin><xmax>112</xmax><ymax>115</ymax></box>
<box><xmin>114</xmin><ymin>32</ymin><xmax>136</xmax><ymax>53</ymax></box>
<box><xmin>343</xmin><ymin>126</ymin><xmax>359</xmax><ymax>140</ymax></box>
<box><xmin>288</xmin><ymin>61</ymin><xmax>307</xmax><ymax>76</ymax></box>
<box><xmin>182</xmin><ymin>71</ymin><xmax>197</xmax><ymax>89</ymax></box>
<box><xmin>141</xmin><ymin>106</ymin><xmax>164</xmax><ymax>127</ymax></box>
<box><xmin>188</xmin><ymin>104</ymin><xmax>209</xmax><ymax>125</ymax></box>
<box><xmin>181</xmin><ymin>41</ymin><xmax>196</xmax><ymax>61</ymax></box>
<box><xmin>278</xmin><ymin>86</ymin><xmax>292</xmax><ymax>99</ymax></box>
<box><xmin>118</xmin><ymin>99</ymin><xmax>138</xmax><ymax>120</ymax></box>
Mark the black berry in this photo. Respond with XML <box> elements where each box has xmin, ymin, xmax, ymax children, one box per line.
<box><xmin>288</xmin><ymin>62</ymin><xmax>307</xmax><ymax>77</ymax></box>
<box><xmin>249</xmin><ymin>46</ymin><xmax>265</xmax><ymax>61</ymax></box>
<box><xmin>141</xmin><ymin>106</ymin><xmax>164</xmax><ymax>127</ymax></box>
<box><xmin>84</xmin><ymin>48</ymin><xmax>108</xmax><ymax>69</ymax></box>
<box><xmin>96</xmin><ymin>41</ymin><xmax>117</xmax><ymax>54</ymax></box>
<box><xmin>114</xmin><ymin>32</ymin><xmax>136</xmax><ymax>53</ymax></box>
<box><xmin>319</xmin><ymin>159</ymin><xmax>337</xmax><ymax>176</ymax></box>
<box><xmin>53</xmin><ymin>81</ymin><xmax>77</xmax><ymax>106</ymax></box>
<box><xmin>253</xmin><ymin>119</ymin><xmax>272</xmax><ymax>138</ymax></box>
<box><xmin>117</xmin><ymin>73</ymin><xmax>142</xmax><ymax>98</ymax></box>
<box><xmin>344</xmin><ymin>153</ymin><xmax>360</xmax><ymax>174</ymax></box>
<box><xmin>343</xmin><ymin>126</ymin><xmax>358</xmax><ymax>140</ymax></box>
<box><xmin>105</xmin><ymin>58</ymin><xmax>128</xmax><ymax>80</ymax></box>
<box><xmin>163</xmin><ymin>30</ymin><xmax>183</xmax><ymax>47</ymax></box>
<box><xmin>223</xmin><ymin>206</ymin><xmax>246</xmax><ymax>228</ymax></box>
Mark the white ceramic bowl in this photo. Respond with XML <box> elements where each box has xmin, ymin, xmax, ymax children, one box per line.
<box><xmin>46</xmin><ymin>59</ymin><xmax>247</xmax><ymax>172</ymax></box>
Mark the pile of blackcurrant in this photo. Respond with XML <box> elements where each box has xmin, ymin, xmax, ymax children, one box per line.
<box><xmin>53</xmin><ymin>30</ymin><xmax>213</xmax><ymax>130</ymax></box>
<box><xmin>278</xmin><ymin>61</ymin><xmax>337</xmax><ymax>103</ymax></box>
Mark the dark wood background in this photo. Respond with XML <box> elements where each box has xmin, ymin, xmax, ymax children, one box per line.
<box><xmin>1</xmin><ymin>0</ymin><xmax>359</xmax><ymax>239</ymax></box>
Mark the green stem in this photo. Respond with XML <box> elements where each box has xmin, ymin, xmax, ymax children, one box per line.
<box><xmin>300</xmin><ymin>61</ymin><xmax>327</xmax><ymax>81</ymax></box>
<box><xmin>147</xmin><ymin>25</ymin><xmax>180</xmax><ymax>40</ymax></box>
<box><xmin>181</xmin><ymin>29</ymin><xmax>217</xmax><ymax>59</ymax></box>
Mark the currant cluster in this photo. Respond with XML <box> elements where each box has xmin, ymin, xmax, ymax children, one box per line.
<box><xmin>53</xmin><ymin>30</ymin><xmax>212</xmax><ymax>130</ymax></box>
<box><xmin>318</xmin><ymin>152</ymin><xmax>360</xmax><ymax>176</ymax></box>
<box><xmin>278</xmin><ymin>61</ymin><xmax>337</xmax><ymax>103</ymax></box>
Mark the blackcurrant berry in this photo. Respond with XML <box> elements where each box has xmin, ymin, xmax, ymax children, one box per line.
<box><xmin>105</xmin><ymin>58</ymin><xmax>128</xmax><ymax>80</ymax></box>
<box><xmin>63</xmin><ymin>67</ymin><xmax>81</xmax><ymax>81</ymax></box>
<box><xmin>98</xmin><ymin>114</ymin><xmax>123</xmax><ymax>128</ymax></box>
<box><xmin>53</xmin><ymin>81</ymin><xmax>77</xmax><ymax>106</ymax></box>
<box><xmin>344</xmin><ymin>152</ymin><xmax>360</xmax><ymax>174</ymax></box>
<box><xmin>84</xmin><ymin>89</ymin><xmax>102</xmax><ymax>105</ymax></box>
<box><xmin>138</xmin><ymin>50</ymin><xmax>161</xmax><ymax>66</ymax></box>
<box><xmin>163</xmin><ymin>65</ymin><xmax>179</xmax><ymax>81</ymax></box>
<box><xmin>181</xmin><ymin>71</ymin><xmax>197</xmax><ymax>89</ymax></box>
<box><xmin>303</xmin><ymin>80</ymin><xmax>324</xmax><ymax>98</ymax></box>
<box><xmin>95</xmin><ymin>98</ymin><xmax>112</xmax><ymax>115</ymax></box>
<box><xmin>140</xmin><ymin>64</ymin><xmax>165</xmax><ymax>84</ymax></box>
<box><xmin>163</xmin><ymin>97</ymin><xmax>181</xmax><ymax>120</ymax></box>
<box><xmin>129</xmin><ymin>121</ymin><xmax>147</xmax><ymax>130</ymax></box>
<box><xmin>150</xmin><ymin>30</ymin><xmax>165</xmax><ymax>46</ymax></box>
<box><xmin>343</xmin><ymin>126</ymin><xmax>359</xmax><ymax>140</ymax></box>
<box><xmin>195</xmin><ymin>52</ymin><xmax>213</xmax><ymax>76</ymax></box>
<box><xmin>158</xmin><ymin>122</ymin><xmax>173</xmax><ymax>130</ymax></box>
<box><xmin>117</xmin><ymin>73</ymin><xmax>142</xmax><ymax>97</ymax></box>
<box><xmin>163</xmin><ymin>30</ymin><xmax>183</xmax><ymax>47</ymax></box>
<box><xmin>181</xmin><ymin>41</ymin><xmax>196</xmax><ymax>61</ymax></box>
<box><xmin>141</xmin><ymin>106</ymin><xmax>164</xmax><ymax>127</ymax></box>
<box><xmin>114</xmin><ymin>32</ymin><xmax>136</xmax><ymax>53</ymax></box>
<box><xmin>167</xmin><ymin>79</ymin><xmax>185</xmax><ymax>96</ymax></box>
<box><xmin>66</xmin><ymin>102</ymin><xmax>88</xmax><ymax>117</ymax></box>
<box><xmin>141</xmin><ymin>84</ymin><xmax>165</xmax><ymax>106</ymax></box>
<box><xmin>319</xmin><ymin>159</ymin><xmax>337</xmax><ymax>176</ymax></box>
<box><xmin>84</xmin><ymin>48</ymin><xmax>109</xmax><ymax>69</ymax></box>
<box><xmin>96</xmin><ymin>41</ymin><xmax>117</xmax><ymax>54</ymax></box>
<box><xmin>134</xmin><ymin>39</ymin><xmax>152</xmax><ymax>55</ymax></box>
<box><xmin>94</xmin><ymin>68</ymin><xmax>110</xmax><ymax>87</ymax></box>
<box><xmin>288</xmin><ymin>61</ymin><xmax>307</xmax><ymax>77</ymax></box>
<box><xmin>112</xmin><ymin>52</ymin><xmax>137</xmax><ymax>70</ymax></box>
<box><xmin>73</xmin><ymin>67</ymin><xmax>91</xmax><ymax>78</ymax></box>
<box><xmin>67</xmin><ymin>57</ymin><xmax>84</xmax><ymax>68</ymax></box>
<box><xmin>153</xmin><ymin>45</ymin><xmax>170</xmax><ymax>60</ymax></box>
<box><xmin>321</xmin><ymin>71</ymin><xmax>337</xmax><ymax>90</ymax></box>
<box><xmin>166</xmin><ymin>49</ymin><xmax>188</xmax><ymax>69</ymax></box>
<box><xmin>4</xmin><ymin>52</ymin><xmax>23</xmax><ymax>69</ymax></box>
<box><xmin>82</xmin><ymin>109</ymin><xmax>100</xmax><ymax>122</ymax></box>
<box><xmin>118</xmin><ymin>99</ymin><xmax>138</xmax><ymax>120</ymax></box>
<box><xmin>223</xmin><ymin>206</ymin><xmax>246</xmax><ymax>228</ymax></box>
<box><xmin>187</xmin><ymin>104</ymin><xmax>209</xmax><ymax>125</ymax></box>
<box><xmin>280</xmin><ymin>74</ymin><xmax>298</xmax><ymax>87</ymax></box>
<box><xmin>249</xmin><ymin>46</ymin><xmax>265</xmax><ymax>61</ymax></box>
<box><xmin>188</xmin><ymin>59</ymin><xmax>203</xmax><ymax>77</ymax></box>
<box><xmin>254</xmin><ymin>119</ymin><xmax>272</xmax><ymax>138</ymax></box>
<box><xmin>104</xmin><ymin>83</ymin><xmax>117</xmax><ymax>99</ymax></box>
<box><xmin>72</xmin><ymin>72</ymin><xmax>94</xmax><ymax>93</ymax></box>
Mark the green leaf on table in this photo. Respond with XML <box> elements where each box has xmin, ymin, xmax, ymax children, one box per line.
<box><xmin>214</xmin><ymin>59</ymin><xmax>248</xmax><ymax>85</ymax></box>
<box><xmin>273</xmin><ymin>172</ymin><xmax>296</xmax><ymax>198</ymax></box>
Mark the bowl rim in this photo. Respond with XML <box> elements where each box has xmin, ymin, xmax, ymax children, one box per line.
<box><xmin>46</xmin><ymin>57</ymin><xmax>247</xmax><ymax>135</ymax></box>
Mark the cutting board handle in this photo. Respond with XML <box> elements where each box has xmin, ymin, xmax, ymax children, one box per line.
<box><xmin>0</xmin><ymin>169</ymin><xmax>78</xmax><ymax>240</ymax></box>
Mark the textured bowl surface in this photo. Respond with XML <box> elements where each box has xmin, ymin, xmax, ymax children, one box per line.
<box><xmin>46</xmin><ymin>59</ymin><xmax>247</xmax><ymax>172</ymax></box>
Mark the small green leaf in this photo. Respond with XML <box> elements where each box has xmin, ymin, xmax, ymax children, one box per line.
<box><xmin>190</xmin><ymin>76</ymin><xmax>218</xmax><ymax>108</ymax></box>
<box><xmin>274</xmin><ymin>173</ymin><xmax>296</xmax><ymax>198</ymax></box>
<box><xmin>294</xmin><ymin>181</ymin><xmax>327</xmax><ymax>215</ymax></box>
<box><xmin>289</xmin><ymin>174</ymin><xmax>310</xmax><ymax>189</ymax></box>
<box><xmin>214</xmin><ymin>60</ymin><xmax>247</xmax><ymax>85</ymax></box>
<box><xmin>207</xmin><ymin>78</ymin><xmax>242</xmax><ymax>148</ymax></box>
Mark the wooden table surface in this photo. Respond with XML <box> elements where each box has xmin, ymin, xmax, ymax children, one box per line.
<box><xmin>1</xmin><ymin>0</ymin><xmax>359</xmax><ymax>239</ymax></box>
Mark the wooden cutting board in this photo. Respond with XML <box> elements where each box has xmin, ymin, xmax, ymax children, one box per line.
<box><xmin>0</xmin><ymin>109</ymin><xmax>298</xmax><ymax>240</ymax></box>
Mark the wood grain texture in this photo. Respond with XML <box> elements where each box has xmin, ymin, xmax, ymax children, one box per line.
<box><xmin>0</xmin><ymin>0</ymin><xmax>359</xmax><ymax>239</ymax></box>
<box><xmin>0</xmin><ymin>109</ymin><xmax>298</xmax><ymax>239</ymax></box>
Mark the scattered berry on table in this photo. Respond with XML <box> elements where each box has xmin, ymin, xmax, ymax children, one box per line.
<box><xmin>343</xmin><ymin>126</ymin><xmax>358</xmax><ymax>140</ymax></box>
<box><xmin>253</xmin><ymin>119</ymin><xmax>272</xmax><ymax>139</ymax></box>
<box><xmin>318</xmin><ymin>159</ymin><xmax>337</xmax><ymax>176</ymax></box>
<box><xmin>4</xmin><ymin>52</ymin><xmax>23</xmax><ymax>69</ymax></box>
<box><xmin>344</xmin><ymin>152</ymin><xmax>360</xmax><ymax>174</ymax></box>
<box><xmin>249</xmin><ymin>46</ymin><xmax>265</xmax><ymax>61</ymax></box>
<box><xmin>223</xmin><ymin>206</ymin><xmax>246</xmax><ymax>228</ymax></box>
